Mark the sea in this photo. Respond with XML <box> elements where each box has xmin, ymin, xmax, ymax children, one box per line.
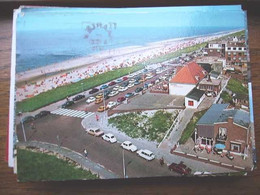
<box><xmin>16</xmin><ymin>26</ymin><xmax>239</xmax><ymax>73</ymax></box>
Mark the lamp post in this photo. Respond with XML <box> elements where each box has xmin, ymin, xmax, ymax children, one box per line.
<box><xmin>18</xmin><ymin>112</ymin><xmax>27</xmax><ymax>142</ymax></box>
<box><xmin>122</xmin><ymin>149</ymin><xmax>132</xmax><ymax>178</ymax></box>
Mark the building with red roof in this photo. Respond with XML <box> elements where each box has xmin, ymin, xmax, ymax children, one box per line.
<box><xmin>169</xmin><ymin>62</ymin><xmax>207</xmax><ymax>96</ymax></box>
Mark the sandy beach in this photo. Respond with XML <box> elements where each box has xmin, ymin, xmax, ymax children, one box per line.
<box><xmin>15</xmin><ymin>30</ymin><xmax>239</xmax><ymax>102</ymax></box>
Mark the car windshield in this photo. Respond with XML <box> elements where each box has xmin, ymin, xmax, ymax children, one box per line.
<box><xmin>95</xmin><ymin>129</ymin><xmax>100</xmax><ymax>132</ymax></box>
<box><xmin>111</xmin><ymin>136</ymin><xmax>114</xmax><ymax>138</ymax></box>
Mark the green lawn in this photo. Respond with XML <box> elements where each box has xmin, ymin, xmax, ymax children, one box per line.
<box><xmin>108</xmin><ymin>110</ymin><xmax>177</xmax><ymax>142</ymax></box>
<box><xmin>226</xmin><ymin>78</ymin><xmax>248</xmax><ymax>96</ymax></box>
<box><xmin>220</xmin><ymin>91</ymin><xmax>232</xmax><ymax>103</ymax></box>
<box><xmin>179</xmin><ymin>109</ymin><xmax>208</xmax><ymax>145</ymax></box>
<box><xmin>17</xmin><ymin>149</ymin><xmax>98</xmax><ymax>182</ymax></box>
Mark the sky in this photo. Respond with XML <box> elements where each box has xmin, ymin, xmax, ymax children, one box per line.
<box><xmin>16</xmin><ymin>5</ymin><xmax>246</xmax><ymax>31</ymax></box>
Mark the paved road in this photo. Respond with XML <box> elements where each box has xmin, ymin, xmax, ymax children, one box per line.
<box><xmin>16</xmin><ymin>114</ymin><xmax>179</xmax><ymax>178</ymax></box>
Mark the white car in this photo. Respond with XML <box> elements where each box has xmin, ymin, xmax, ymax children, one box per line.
<box><xmin>113</xmin><ymin>85</ymin><xmax>120</xmax><ymax>91</ymax></box>
<box><xmin>136</xmin><ymin>149</ymin><xmax>155</xmax><ymax>161</ymax></box>
<box><xmin>128</xmin><ymin>83</ymin><xmax>135</xmax><ymax>88</ymax></box>
<box><xmin>107</xmin><ymin>101</ymin><xmax>117</xmax><ymax>109</ymax></box>
<box><xmin>129</xmin><ymin>79</ymin><xmax>135</xmax><ymax>83</ymax></box>
<box><xmin>108</xmin><ymin>90</ymin><xmax>119</xmax><ymax>97</ymax></box>
<box><xmin>102</xmin><ymin>133</ymin><xmax>117</xmax><ymax>143</ymax></box>
<box><xmin>118</xmin><ymin>86</ymin><xmax>128</xmax><ymax>92</ymax></box>
<box><xmin>121</xmin><ymin>141</ymin><xmax>137</xmax><ymax>152</ymax></box>
<box><xmin>86</xmin><ymin>97</ymin><xmax>96</xmax><ymax>104</ymax></box>
<box><xmin>128</xmin><ymin>73</ymin><xmax>135</xmax><ymax>78</ymax></box>
<box><xmin>86</xmin><ymin>128</ymin><xmax>104</xmax><ymax>137</ymax></box>
<box><xmin>145</xmin><ymin>75</ymin><xmax>153</xmax><ymax>79</ymax></box>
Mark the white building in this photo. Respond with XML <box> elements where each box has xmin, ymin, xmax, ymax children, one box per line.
<box><xmin>169</xmin><ymin>62</ymin><xmax>207</xmax><ymax>96</ymax></box>
<box><xmin>185</xmin><ymin>88</ymin><xmax>205</xmax><ymax>109</ymax></box>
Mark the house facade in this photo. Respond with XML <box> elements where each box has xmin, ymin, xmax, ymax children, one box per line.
<box><xmin>195</xmin><ymin>104</ymin><xmax>250</xmax><ymax>157</ymax></box>
<box><xmin>185</xmin><ymin>88</ymin><xmax>205</xmax><ymax>109</ymax></box>
<box><xmin>198</xmin><ymin>75</ymin><xmax>222</xmax><ymax>95</ymax></box>
<box><xmin>204</xmin><ymin>42</ymin><xmax>225</xmax><ymax>58</ymax></box>
<box><xmin>169</xmin><ymin>62</ymin><xmax>206</xmax><ymax>96</ymax></box>
<box><xmin>225</xmin><ymin>42</ymin><xmax>247</xmax><ymax>67</ymax></box>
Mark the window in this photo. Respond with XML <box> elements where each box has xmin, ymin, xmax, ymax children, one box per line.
<box><xmin>227</xmin><ymin>47</ymin><xmax>231</xmax><ymax>50</ymax></box>
<box><xmin>217</xmin><ymin>49</ymin><xmax>220</xmax><ymax>52</ymax></box>
<box><xmin>233</xmin><ymin>57</ymin><xmax>236</xmax><ymax>60</ymax></box>
<box><xmin>231</xmin><ymin>143</ymin><xmax>241</xmax><ymax>152</ymax></box>
<box><xmin>188</xmin><ymin>101</ymin><xmax>194</xmax><ymax>106</ymax></box>
<box><xmin>239</xmin><ymin>47</ymin><xmax>242</xmax><ymax>50</ymax></box>
<box><xmin>219</xmin><ymin>127</ymin><xmax>227</xmax><ymax>137</ymax></box>
<box><xmin>233</xmin><ymin>47</ymin><xmax>237</xmax><ymax>50</ymax></box>
<box><xmin>233</xmin><ymin>52</ymin><xmax>237</xmax><ymax>55</ymax></box>
<box><xmin>228</xmin><ymin>52</ymin><xmax>231</xmax><ymax>55</ymax></box>
<box><xmin>210</xmin><ymin>49</ymin><xmax>213</xmax><ymax>52</ymax></box>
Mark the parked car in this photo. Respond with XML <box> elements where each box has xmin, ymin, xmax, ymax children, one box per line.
<box><xmin>61</xmin><ymin>101</ymin><xmax>74</xmax><ymax>108</ymax></box>
<box><xmin>134</xmin><ymin>81</ymin><xmax>140</xmax><ymax>85</ymax></box>
<box><xmin>102</xmin><ymin>133</ymin><xmax>117</xmax><ymax>143</ymax></box>
<box><xmin>121</xmin><ymin>141</ymin><xmax>137</xmax><ymax>152</ymax></box>
<box><xmin>117</xmin><ymin>97</ymin><xmax>126</xmax><ymax>103</ymax></box>
<box><xmin>107</xmin><ymin>101</ymin><xmax>117</xmax><ymax>109</ymax></box>
<box><xmin>108</xmin><ymin>81</ymin><xmax>116</xmax><ymax>86</ymax></box>
<box><xmin>121</xmin><ymin>81</ymin><xmax>129</xmax><ymax>87</ymax></box>
<box><xmin>72</xmin><ymin>94</ymin><xmax>85</xmax><ymax>101</ymax></box>
<box><xmin>115</xmin><ymin>78</ymin><xmax>123</xmax><ymax>83</ymax></box>
<box><xmin>135</xmin><ymin>87</ymin><xmax>143</xmax><ymax>93</ymax></box>
<box><xmin>86</xmin><ymin>128</ymin><xmax>104</xmax><ymax>137</ymax></box>
<box><xmin>122</xmin><ymin>76</ymin><xmax>128</xmax><ymax>81</ymax></box>
<box><xmin>129</xmin><ymin>79</ymin><xmax>135</xmax><ymax>83</ymax></box>
<box><xmin>118</xmin><ymin>86</ymin><xmax>128</xmax><ymax>92</ymax></box>
<box><xmin>95</xmin><ymin>93</ymin><xmax>103</xmax><ymax>99</ymax></box>
<box><xmin>108</xmin><ymin>90</ymin><xmax>119</xmax><ymax>97</ymax></box>
<box><xmin>113</xmin><ymin>85</ymin><xmax>120</xmax><ymax>91</ymax></box>
<box><xmin>128</xmin><ymin>83</ymin><xmax>135</xmax><ymax>88</ymax></box>
<box><xmin>100</xmin><ymin>84</ymin><xmax>108</xmax><ymax>90</ymax></box>
<box><xmin>34</xmin><ymin>110</ymin><xmax>51</xmax><ymax>119</ymax></box>
<box><xmin>168</xmin><ymin>161</ymin><xmax>192</xmax><ymax>175</ymax></box>
<box><xmin>136</xmin><ymin>149</ymin><xmax>155</xmax><ymax>161</ymax></box>
<box><xmin>97</xmin><ymin>106</ymin><xmax>107</xmax><ymax>112</ymax></box>
<box><xmin>125</xmin><ymin>92</ymin><xmax>134</xmax><ymax>98</ymax></box>
<box><xmin>104</xmin><ymin>89</ymin><xmax>112</xmax><ymax>96</ymax></box>
<box><xmin>89</xmin><ymin>88</ymin><xmax>99</xmax><ymax>94</ymax></box>
<box><xmin>95</xmin><ymin>98</ymin><xmax>103</xmax><ymax>104</ymax></box>
<box><xmin>86</xmin><ymin>97</ymin><xmax>96</xmax><ymax>104</ymax></box>
<box><xmin>22</xmin><ymin>115</ymin><xmax>35</xmax><ymax>123</ymax></box>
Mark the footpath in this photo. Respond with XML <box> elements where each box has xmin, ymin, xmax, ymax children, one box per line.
<box><xmin>16</xmin><ymin>141</ymin><xmax>118</xmax><ymax>179</ymax></box>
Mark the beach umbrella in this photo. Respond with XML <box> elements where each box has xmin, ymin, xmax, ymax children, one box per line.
<box><xmin>214</xmin><ymin>143</ymin><xmax>225</xmax><ymax>150</ymax></box>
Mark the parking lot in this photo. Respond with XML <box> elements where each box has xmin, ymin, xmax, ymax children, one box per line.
<box><xmin>114</xmin><ymin>93</ymin><xmax>185</xmax><ymax>111</ymax></box>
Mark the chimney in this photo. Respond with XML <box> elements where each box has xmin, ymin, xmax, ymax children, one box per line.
<box><xmin>207</xmin><ymin>74</ymin><xmax>211</xmax><ymax>82</ymax></box>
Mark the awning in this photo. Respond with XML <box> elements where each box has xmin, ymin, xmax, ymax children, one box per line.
<box><xmin>215</xmin><ymin>143</ymin><xmax>225</xmax><ymax>150</ymax></box>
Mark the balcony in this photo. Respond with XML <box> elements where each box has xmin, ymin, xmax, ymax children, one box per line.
<box><xmin>216</xmin><ymin>134</ymin><xmax>227</xmax><ymax>142</ymax></box>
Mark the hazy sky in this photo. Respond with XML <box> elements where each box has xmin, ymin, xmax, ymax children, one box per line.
<box><xmin>16</xmin><ymin>5</ymin><xmax>246</xmax><ymax>31</ymax></box>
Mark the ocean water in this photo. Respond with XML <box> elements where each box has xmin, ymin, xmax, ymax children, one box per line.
<box><xmin>16</xmin><ymin>26</ymin><xmax>237</xmax><ymax>73</ymax></box>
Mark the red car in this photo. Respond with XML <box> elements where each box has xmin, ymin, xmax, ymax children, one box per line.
<box><xmin>108</xmin><ymin>81</ymin><xmax>116</xmax><ymax>86</ymax></box>
<box><xmin>117</xmin><ymin>97</ymin><xmax>126</xmax><ymax>102</ymax></box>
<box><xmin>168</xmin><ymin>161</ymin><xmax>191</xmax><ymax>175</ymax></box>
<box><xmin>123</xmin><ymin>76</ymin><xmax>128</xmax><ymax>81</ymax></box>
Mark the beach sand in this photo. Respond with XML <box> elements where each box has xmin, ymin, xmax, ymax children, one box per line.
<box><xmin>15</xmin><ymin>30</ymin><xmax>239</xmax><ymax>102</ymax></box>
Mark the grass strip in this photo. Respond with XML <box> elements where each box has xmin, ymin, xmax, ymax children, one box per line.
<box><xmin>17</xmin><ymin>148</ymin><xmax>98</xmax><ymax>182</ymax></box>
<box><xmin>179</xmin><ymin>109</ymin><xmax>208</xmax><ymax>145</ymax></box>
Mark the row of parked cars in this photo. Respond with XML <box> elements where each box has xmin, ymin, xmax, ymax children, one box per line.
<box><xmin>86</xmin><ymin>128</ymin><xmax>155</xmax><ymax>161</ymax></box>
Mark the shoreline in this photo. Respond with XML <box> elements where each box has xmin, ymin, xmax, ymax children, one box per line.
<box><xmin>15</xmin><ymin>29</ymin><xmax>239</xmax><ymax>83</ymax></box>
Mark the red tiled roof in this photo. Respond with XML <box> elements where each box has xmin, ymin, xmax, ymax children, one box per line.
<box><xmin>170</xmin><ymin>62</ymin><xmax>206</xmax><ymax>84</ymax></box>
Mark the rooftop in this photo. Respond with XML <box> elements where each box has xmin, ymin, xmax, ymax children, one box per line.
<box><xmin>186</xmin><ymin>88</ymin><xmax>205</xmax><ymax>101</ymax></box>
<box><xmin>199</xmin><ymin>77</ymin><xmax>221</xmax><ymax>86</ymax></box>
<box><xmin>170</xmin><ymin>62</ymin><xmax>206</xmax><ymax>84</ymax></box>
<box><xmin>216</xmin><ymin>109</ymin><xmax>250</xmax><ymax>128</ymax></box>
<box><xmin>197</xmin><ymin>104</ymin><xmax>229</xmax><ymax>125</ymax></box>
